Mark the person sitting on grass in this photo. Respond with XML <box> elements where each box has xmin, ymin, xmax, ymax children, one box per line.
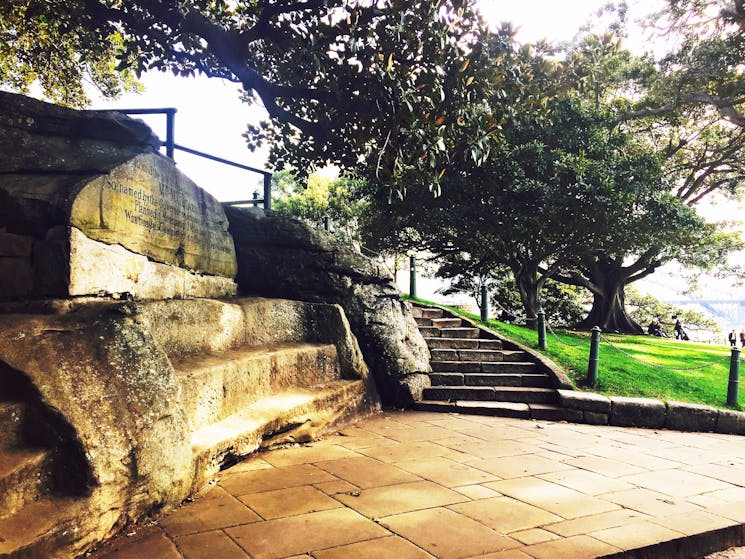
<box><xmin>648</xmin><ymin>318</ymin><xmax>665</xmax><ymax>337</ymax></box>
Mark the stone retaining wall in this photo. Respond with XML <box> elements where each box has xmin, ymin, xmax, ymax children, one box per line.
<box><xmin>558</xmin><ymin>390</ymin><xmax>745</xmax><ymax>435</ymax></box>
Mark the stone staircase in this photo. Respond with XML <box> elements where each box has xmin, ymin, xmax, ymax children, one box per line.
<box><xmin>0</xmin><ymin>377</ymin><xmax>85</xmax><ymax>559</ymax></box>
<box><xmin>412</xmin><ymin>304</ymin><xmax>574</xmax><ymax>420</ymax></box>
<box><xmin>138</xmin><ymin>297</ymin><xmax>374</xmax><ymax>489</ymax></box>
<box><xmin>0</xmin><ymin>297</ymin><xmax>374</xmax><ymax>558</ymax></box>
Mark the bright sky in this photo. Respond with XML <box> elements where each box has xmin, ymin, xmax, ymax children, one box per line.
<box><xmin>91</xmin><ymin>0</ymin><xmax>659</xmax><ymax>202</ymax></box>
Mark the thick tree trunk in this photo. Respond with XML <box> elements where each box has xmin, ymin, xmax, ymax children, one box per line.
<box><xmin>515</xmin><ymin>272</ymin><xmax>541</xmax><ymax>329</ymax></box>
<box><xmin>574</xmin><ymin>261</ymin><xmax>643</xmax><ymax>334</ymax></box>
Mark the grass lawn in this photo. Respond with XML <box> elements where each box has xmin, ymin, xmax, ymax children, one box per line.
<box><xmin>407</xmin><ymin>296</ymin><xmax>739</xmax><ymax>411</ymax></box>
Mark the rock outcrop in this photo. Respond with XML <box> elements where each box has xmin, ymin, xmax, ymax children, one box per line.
<box><xmin>225</xmin><ymin>207</ymin><xmax>431</xmax><ymax>405</ymax></box>
<box><xmin>0</xmin><ymin>297</ymin><xmax>375</xmax><ymax>558</ymax></box>
<box><xmin>0</xmin><ymin>91</ymin><xmax>236</xmax><ymax>300</ymax></box>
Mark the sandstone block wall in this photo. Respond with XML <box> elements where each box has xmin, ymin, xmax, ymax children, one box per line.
<box><xmin>0</xmin><ymin>92</ymin><xmax>237</xmax><ymax>300</ymax></box>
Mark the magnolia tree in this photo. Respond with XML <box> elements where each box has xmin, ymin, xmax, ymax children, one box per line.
<box><xmin>1</xmin><ymin>0</ymin><xmax>491</xmax><ymax>191</ymax></box>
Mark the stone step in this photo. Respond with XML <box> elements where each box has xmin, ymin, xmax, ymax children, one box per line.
<box><xmin>422</xmin><ymin>386</ymin><xmax>557</xmax><ymax>404</ymax></box>
<box><xmin>424</xmin><ymin>338</ymin><xmax>503</xmax><ymax>350</ymax></box>
<box><xmin>528</xmin><ymin>404</ymin><xmax>583</xmax><ymax>422</ymax></box>
<box><xmin>0</xmin><ymin>497</ymin><xmax>83</xmax><ymax>557</ymax></box>
<box><xmin>430</xmin><ymin>372</ymin><xmax>550</xmax><ymax>388</ymax></box>
<box><xmin>501</xmin><ymin>350</ymin><xmax>531</xmax><ymax>362</ymax></box>
<box><xmin>467</xmin><ymin>373</ymin><xmax>550</xmax><ymax>388</ymax></box>
<box><xmin>411</xmin><ymin>307</ymin><xmax>443</xmax><ymax>319</ymax></box>
<box><xmin>172</xmin><ymin>343</ymin><xmax>341</xmax><ymax>432</ymax></box>
<box><xmin>191</xmin><ymin>379</ymin><xmax>365</xmax><ymax>490</ymax></box>
<box><xmin>0</xmin><ymin>401</ymin><xmax>26</xmax><ymax>448</ymax></box>
<box><xmin>430</xmin><ymin>348</ymin><xmax>505</xmax><ymax>363</ymax></box>
<box><xmin>414</xmin><ymin>400</ymin><xmax>530</xmax><ymax>419</ymax></box>
<box><xmin>439</xmin><ymin>327</ymin><xmax>480</xmax><ymax>339</ymax></box>
<box><xmin>431</xmin><ymin>318</ymin><xmax>462</xmax><ymax>329</ymax></box>
<box><xmin>0</xmin><ymin>449</ymin><xmax>50</xmax><ymax>519</ymax></box>
<box><xmin>415</xmin><ymin>317</ymin><xmax>433</xmax><ymax>327</ymax></box>
<box><xmin>431</xmin><ymin>361</ymin><xmax>537</xmax><ymax>374</ymax></box>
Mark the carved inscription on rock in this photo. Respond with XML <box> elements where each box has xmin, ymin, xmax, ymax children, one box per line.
<box><xmin>71</xmin><ymin>153</ymin><xmax>237</xmax><ymax>278</ymax></box>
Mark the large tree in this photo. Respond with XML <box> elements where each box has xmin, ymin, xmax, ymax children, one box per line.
<box><xmin>541</xmin><ymin>30</ymin><xmax>745</xmax><ymax>333</ymax></box>
<box><xmin>0</xmin><ymin>0</ymin><xmax>490</xmax><ymax>190</ymax></box>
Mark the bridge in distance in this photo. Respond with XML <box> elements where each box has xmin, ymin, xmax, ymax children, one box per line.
<box><xmin>663</xmin><ymin>299</ymin><xmax>745</xmax><ymax>327</ymax></box>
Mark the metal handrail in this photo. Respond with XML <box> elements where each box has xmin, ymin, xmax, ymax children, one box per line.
<box><xmin>116</xmin><ymin>108</ymin><xmax>272</xmax><ymax>211</ymax></box>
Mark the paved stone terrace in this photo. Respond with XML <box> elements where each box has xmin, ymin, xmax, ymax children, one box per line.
<box><xmin>91</xmin><ymin>411</ymin><xmax>745</xmax><ymax>559</ymax></box>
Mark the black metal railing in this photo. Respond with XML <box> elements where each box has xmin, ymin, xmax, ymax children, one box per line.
<box><xmin>116</xmin><ymin>108</ymin><xmax>272</xmax><ymax>212</ymax></box>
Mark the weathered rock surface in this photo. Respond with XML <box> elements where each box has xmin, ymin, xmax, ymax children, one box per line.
<box><xmin>0</xmin><ymin>297</ymin><xmax>377</xmax><ymax>558</ymax></box>
<box><xmin>0</xmin><ymin>92</ymin><xmax>237</xmax><ymax>300</ymax></box>
<box><xmin>225</xmin><ymin>207</ymin><xmax>431</xmax><ymax>405</ymax></box>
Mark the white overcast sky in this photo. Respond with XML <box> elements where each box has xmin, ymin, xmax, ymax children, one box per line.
<box><xmin>91</xmin><ymin>0</ymin><xmax>662</xmax><ymax>202</ymax></box>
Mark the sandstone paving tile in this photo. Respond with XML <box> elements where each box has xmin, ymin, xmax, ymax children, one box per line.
<box><xmin>704</xmin><ymin>500</ymin><xmax>745</xmax><ymax>523</ymax></box>
<box><xmin>220</xmin><ymin>457</ymin><xmax>273</xmax><ymax>475</ymax></box>
<box><xmin>312</xmin><ymin>479</ymin><xmax>359</xmax><ymax>496</ymax></box>
<box><xmin>687</xmin><ymin>463</ymin><xmax>745</xmax><ymax>487</ymax></box>
<box><xmin>174</xmin><ymin>530</ymin><xmax>249</xmax><ymax>559</ymax></box>
<box><xmin>314</xmin><ymin>456</ymin><xmax>422</xmax><ymax>488</ymax></box>
<box><xmin>645</xmin><ymin>446</ymin><xmax>719</xmax><ymax>466</ymax></box>
<box><xmin>160</xmin><ymin>486</ymin><xmax>262</xmax><ymax>537</ymax></box>
<box><xmin>484</xmin><ymin>477</ymin><xmax>620</xmax><ymax>519</ymax></box>
<box><xmin>382</xmin><ymin>425</ymin><xmax>458</xmax><ymax>442</ymax></box>
<box><xmin>258</xmin><ymin>443</ymin><xmax>358</xmax><ymax>467</ymax></box>
<box><xmin>380</xmin><ymin>507</ymin><xmax>522</xmax><ymax>559</ymax></box>
<box><xmin>535</xmin><ymin>450</ymin><xmax>576</xmax><ymax>462</ymax></box>
<box><xmin>225</xmin><ymin>508</ymin><xmax>389</xmax><ymax>559</ymax></box>
<box><xmin>649</xmin><ymin>510</ymin><xmax>737</xmax><ymax>536</ymax></box>
<box><xmin>537</xmin><ymin>469</ymin><xmax>635</xmax><ymax>495</ymax></box>
<box><xmin>334</xmin><ymin>480</ymin><xmax>468</xmax><ymax>518</ymax></box>
<box><xmin>468</xmin><ymin>454</ymin><xmax>572</xmax><ymax>479</ymax></box>
<box><xmin>333</xmin><ymin>435</ymin><xmax>399</xmax><ymax>451</ymax></box>
<box><xmin>686</xmin><ymin>493</ymin><xmax>731</xmax><ymax>508</ymax></box>
<box><xmin>531</xmin><ymin>443</ymin><xmax>589</xmax><ymax>459</ymax></box>
<box><xmin>600</xmin><ymin>430</ymin><xmax>680</xmax><ymax>450</ymax></box>
<box><xmin>698</xmin><ymin>486</ymin><xmax>745</xmax><ymax>503</ymax></box>
<box><xmin>448</xmin><ymin>496</ymin><xmax>562</xmax><ymax>533</ymax></box>
<box><xmin>464</xmin><ymin>550</ymin><xmax>534</xmax><ymax>559</ymax></box>
<box><xmin>508</xmin><ymin>528</ymin><xmax>561</xmax><ymax>545</ymax></box>
<box><xmin>599</xmin><ymin>488</ymin><xmax>702</xmax><ymax>517</ymax></box>
<box><xmin>96</xmin><ymin>527</ymin><xmax>183</xmax><ymax>559</ymax></box>
<box><xmin>437</xmin><ymin>440</ymin><xmax>542</xmax><ymax>460</ymax></box>
<box><xmin>312</xmin><ymin>535</ymin><xmax>435</xmax><ymax>558</ymax></box>
<box><xmin>618</xmin><ymin>469</ymin><xmax>735</xmax><ymax>498</ymax></box>
<box><xmin>357</xmin><ymin>440</ymin><xmax>467</xmax><ymax>463</ymax></box>
<box><xmin>236</xmin><ymin>485</ymin><xmax>342</xmax><ymax>519</ymax></box>
<box><xmin>542</xmin><ymin>509</ymin><xmax>653</xmax><ymax>538</ymax></box>
<box><xmin>453</xmin><ymin>484</ymin><xmax>503</xmax><ymax>500</ymax></box>
<box><xmin>394</xmin><ymin>456</ymin><xmax>501</xmax><ymax>487</ymax></box>
<box><xmin>521</xmin><ymin>534</ymin><xmax>620</xmax><ymax>559</ymax></box>
<box><xmin>563</xmin><ymin>455</ymin><xmax>647</xmax><ymax>478</ymax></box>
<box><xmin>219</xmin><ymin>463</ymin><xmax>338</xmax><ymax>496</ymax></box>
<box><xmin>432</xmin><ymin>434</ymin><xmax>491</xmax><ymax>450</ymax></box>
<box><xmin>589</xmin><ymin>521</ymin><xmax>685</xmax><ymax>550</ymax></box>
<box><xmin>528</xmin><ymin>431</ymin><xmax>606</xmax><ymax>451</ymax></box>
<box><xmin>584</xmin><ymin>445</ymin><xmax>684</xmax><ymax>470</ymax></box>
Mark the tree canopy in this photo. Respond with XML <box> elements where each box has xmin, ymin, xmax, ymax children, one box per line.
<box><xmin>1</xmin><ymin>0</ymin><xmax>494</xmax><ymax>191</ymax></box>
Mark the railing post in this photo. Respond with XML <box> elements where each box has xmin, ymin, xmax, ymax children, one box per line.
<box><xmin>252</xmin><ymin>191</ymin><xmax>259</xmax><ymax>208</ymax></box>
<box><xmin>263</xmin><ymin>173</ymin><xmax>272</xmax><ymax>213</ymax></box>
<box><xmin>586</xmin><ymin>326</ymin><xmax>601</xmax><ymax>387</ymax></box>
<box><xmin>165</xmin><ymin>108</ymin><xmax>176</xmax><ymax>159</ymax></box>
<box><xmin>727</xmin><ymin>347</ymin><xmax>740</xmax><ymax>407</ymax></box>
<box><xmin>537</xmin><ymin>309</ymin><xmax>547</xmax><ymax>350</ymax></box>
<box><xmin>480</xmin><ymin>284</ymin><xmax>488</xmax><ymax>322</ymax></box>
<box><xmin>409</xmin><ymin>256</ymin><xmax>417</xmax><ymax>299</ymax></box>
